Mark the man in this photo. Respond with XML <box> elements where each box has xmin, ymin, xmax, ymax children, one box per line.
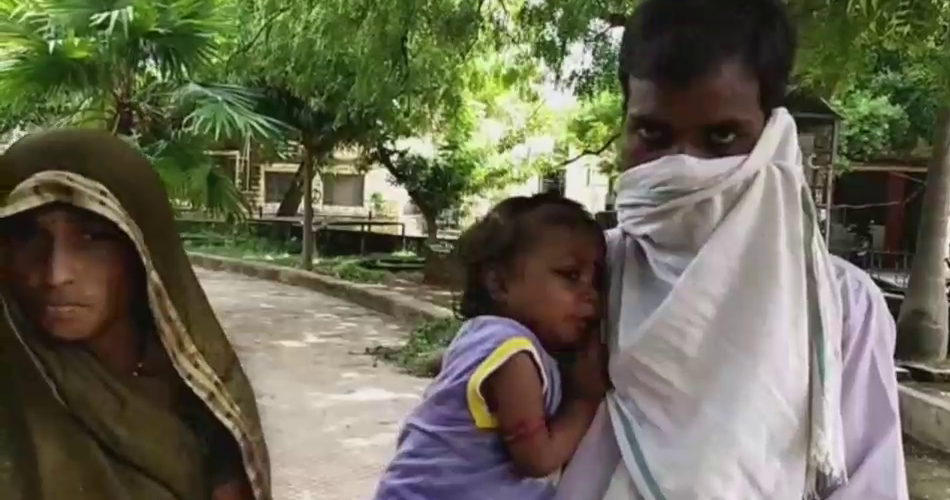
<box><xmin>555</xmin><ymin>0</ymin><xmax>908</xmax><ymax>499</ymax></box>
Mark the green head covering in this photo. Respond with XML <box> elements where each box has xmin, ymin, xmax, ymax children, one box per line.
<box><xmin>0</xmin><ymin>129</ymin><xmax>271</xmax><ymax>500</ymax></box>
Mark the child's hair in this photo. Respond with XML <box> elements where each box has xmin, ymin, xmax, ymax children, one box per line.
<box><xmin>453</xmin><ymin>192</ymin><xmax>604</xmax><ymax>320</ymax></box>
<box><xmin>618</xmin><ymin>0</ymin><xmax>796</xmax><ymax>113</ymax></box>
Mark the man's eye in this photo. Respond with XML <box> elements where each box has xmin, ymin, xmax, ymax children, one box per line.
<box><xmin>708</xmin><ymin>130</ymin><xmax>737</xmax><ymax>146</ymax></box>
<box><xmin>636</xmin><ymin>126</ymin><xmax>664</xmax><ymax>142</ymax></box>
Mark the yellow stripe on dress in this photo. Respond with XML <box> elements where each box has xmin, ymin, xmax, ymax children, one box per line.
<box><xmin>465</xmin><ymin>337</ymin><xmax>547</xmax><ymax>430</ymax></box>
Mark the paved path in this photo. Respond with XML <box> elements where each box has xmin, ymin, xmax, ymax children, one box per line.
<box><xmin>197</xmin><ymin>269</ymin><xmax>428</xmax><ymax>500</ymax></box>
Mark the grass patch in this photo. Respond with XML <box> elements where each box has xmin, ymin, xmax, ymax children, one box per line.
<box><xmin>367</xmin><ymin>317</ymin><xmax>461</xmax><ymax>377</ymax></box>
<box><xmin>184</xmin><ymin>234</ymin><xmax>391</xmax><ymax>284</ymax></box>
<box><xmin>314</xmin><ymin>257</ymin><xmax>387</xmax><ymax>284</ymax></box>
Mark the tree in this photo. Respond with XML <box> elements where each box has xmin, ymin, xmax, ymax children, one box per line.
<box><xmin>370</xmin><ymin>136</ymin><xmax>522</xmax><ymax>247</ymax></box>
<box><xmin>234</xmin><ymin>0</ymin><xmax>561</xmax><ymax>262</ymax></box>
<box><xmin>833</xmin><ymin>89</ymin><xmax>912</xmax><ymax>162</ymax></box>
<box><xmin>234</xmin><ymin>0</ymin><xmax>488</xmax><ymax>212</ymax></box>
<box><xmin>231</xmin><ymin>0</ymin><xmax>496</xmax><ymax>263</ymax></box>
<box><xmin>546</xmin><ymin>90</ymin><xmax>622</xmax><ymax>188</ymax></box>
<box><xmin>0</xmin><ymin>0</ymin><xmax>283</xmax><ymax>217</ymax></box>
<box><xmin>372</xmin><ymin>143</ymin><xmax>480</xmax><ymax>246</ymax></box>
<box><xmin>901</xmin><ymin>105</ymin><xmax>950</xmax><ymax>361</ymax></box>
<box><xmin>247</xmin><ymin>83</ymin><xmax>373</xmax><ymax>268</ymax></box>
<box><xmin>838</xmin><ymin>0</ymin><xmax>950</xmax><ymax>362</ymax></box>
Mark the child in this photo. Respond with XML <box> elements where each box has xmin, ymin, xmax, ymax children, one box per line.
<box><xmin>373</xmin><ymin>193</ymin><xmax>608</xmax><ymax>500</ymax></box>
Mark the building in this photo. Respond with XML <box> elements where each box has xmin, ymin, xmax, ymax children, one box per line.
<box><xmin>244</xmin><ymin>148</ymin><xmax>612</xmax><ymax>237</ymax></box>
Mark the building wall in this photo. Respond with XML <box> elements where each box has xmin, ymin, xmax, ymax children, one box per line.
<box><xmin>255</xmin><ymin>158</ymin><xmax>611</xmax><ymax>237</ymax></box>
<box><xmin>563</xmin><ymin>160</ymin><xmax>611</xmax><ymax>214</ymax></box>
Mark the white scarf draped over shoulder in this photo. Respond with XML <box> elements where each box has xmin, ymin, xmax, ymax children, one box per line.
<box><xmin>556</xmin><ymin>108</ymin><xmax>847</xmax><ymax>500</ymax></box>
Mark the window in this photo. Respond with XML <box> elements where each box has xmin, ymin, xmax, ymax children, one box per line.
<box><xmin>322</xmin><ymin>173</ymin><xmax>365</xmax><ymax>207</ymax></box>
<box><xmin>213</xmin><ymin>155</ymin><xmax>236</xmax><ymax>183</ymax></box>
<box><xmin>541</xmin><ymin>169</ymin><xmax>566</xmax><ymax>195</ymax></box>
<box><xmin>264</xmin><ymin>171</ymin><xmax>295</xmax><ymax>203</ymax></box>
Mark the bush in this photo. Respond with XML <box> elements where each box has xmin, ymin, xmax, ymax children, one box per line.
<box><xmin>833</xmin><ymin>88</ymin><xmax>912</xmax><ymax>162</ymax></box>
<box><xmin>315</xmin><ymin>258</ymin><xmax>387</xmax><ymax>284</ymax></box>
<box><xmin>367</xmin><ymin>317</ymin><xmax>461</xmax><ymax>377</ymax></box>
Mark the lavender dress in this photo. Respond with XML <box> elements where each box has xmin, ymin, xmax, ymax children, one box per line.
<box><xmin>374</xmin><ymin>316</ymin><xmax>563</xmax><ymax>500</ymax></box>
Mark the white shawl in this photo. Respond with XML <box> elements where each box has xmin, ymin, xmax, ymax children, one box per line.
<box><xmin>556</xmin><ymin>108</ymin><xmax>847</xmax><ymax>500</ymax></box>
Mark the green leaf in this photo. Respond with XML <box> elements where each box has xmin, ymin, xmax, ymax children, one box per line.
<box><xmin>171</xmin><ymin>82</ymin><xmax>287</xmax><ymax>141</ymax></box>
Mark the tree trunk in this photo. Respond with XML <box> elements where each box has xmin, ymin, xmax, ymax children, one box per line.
<box><xmin>421</xmin><ymin>208</ymin><xmax>446</xmax><ymax>285</ymax></box>
<box><xmin>301</xmin><ymin>153</ymin><xmax>315</xmax><ymax>271</ymax></box>
<box><xmin>896</xmin><ymin>106</ymin><xmax>950</xmax><ymax>362</ymax></box>
<box><xmin>276</xmin><ymin>161</ymin><xmax>306</xmax><ymax>216</ymax></box>
<box><xmin>422</xmin><ymin>209</ymin><xmax>439</xmax><ymax>248</ymax></box>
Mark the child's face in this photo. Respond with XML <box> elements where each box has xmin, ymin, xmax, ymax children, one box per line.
<box><xmin>620</xmin><ymin>60</ymin><xmax>767</xmax><ymax>170</ymax></box>
<box><xmin>499</xmin><ymin>226</ymin><xmax>603</xmax><ymax>350</ymax></box>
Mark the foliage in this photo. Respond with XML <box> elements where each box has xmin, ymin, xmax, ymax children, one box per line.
<box><xmin>367</xmin><ymin>317</ymin><xmax>461</xmax><ymax>377</ymax></box>
<box><xmin>561</xmin><ymin>90</ymin><xmax>622</xmax><ymax>173</ymax></box>
<box><xmin>142</xmin><ymin>137</ymin><xmax>251</xmax><ymax>219</ymax></box>
<box><xmin>184</xmin><ymin>233</ymin><xmax>391</xmax><ymax>283</ymax></box>
<box><xmin>0</xmin><ymin>0</ymin><xmax>284</xmax><ymax>216</ymax></box>
<box><xmin>235</xmin><ymin>0</ymin><xmax>487</xmax><ymax>142</ymax></box>
<box><xmin>512</xmin><ymin>0</ymin><xmax>632</xmax><ymax>97</ymax></box>
<box><xmin>838</xmin><ymin>0</ymin><xmax>950</xmax><ymax>361</ymax></box>
<box><xmin>506</xmin><ymin>0</ymin><xmax>945</xmax><ymax>168</ymax></box>
<box><xmin>830</xmin><ymin>44</ymin><xmax>941</xmax><ymax>162</ymax></box>
<box><xmin>372</xmin><ymin>140</ymin><xmax>515</xmax><ymax>239</ymax></box>
<box><xmin>315</xmin><ymin>258</ymin><xmax>387</xmax><ymax>284</ymax></box>
<box><xmin>864</xmin><ymin>57</ymin><xmax>940</xmax><ymax>149</ymax></box>
<box><xmin>230</xmin><ymin>0</ymin><xmax>511</xmax><ymax>220</ymax></box>
<box><xmin>369</xmin><ymin>192</ymin><xmax>389</xmax><ymax>216</ymax></box>
<box><xmin>833</xmin><ymin>89</ymin><xmax>909</xmax><ymax>161</ymax></box>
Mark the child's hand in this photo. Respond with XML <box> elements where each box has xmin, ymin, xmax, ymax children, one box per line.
<box><xmin>569</xmin><ymin>335</ymin><xmax>609</xmax><ymax>401</ymax></box>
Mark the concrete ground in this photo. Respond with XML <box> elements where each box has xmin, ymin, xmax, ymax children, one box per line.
<box><xmin>198</xmin><ymin>269</ymin><xmax>429</xmax><ymax>500</ymax></box>
<box><xmin>907</xmin><ymin>438</ymin><xmax>950</xmax><ymax>500</ymax></box>
<box><xmin>197</xmin><ymin>268</ymin><xmax>950</xmax><ymax>500</ymax></box>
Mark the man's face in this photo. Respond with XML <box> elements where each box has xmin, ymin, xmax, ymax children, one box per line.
<box><xmin>620</xmin><ymin>60</ymin><xmax>767</xmax><ymax>171</ymax></box>
<box><xmin>2</xmin><ymin>205</ymin><xmax>140</xmax><ymax>342</ymax></box>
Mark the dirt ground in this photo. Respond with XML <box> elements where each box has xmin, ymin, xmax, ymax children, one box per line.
<box><xmin>198</xmin><ymin>268</ymin><xmax>429</xmax><ymax>500</ymax></box>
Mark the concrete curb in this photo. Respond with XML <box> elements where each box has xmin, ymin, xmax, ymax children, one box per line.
<box><xmin>899</xmin><ymin>383</ymin><xmax>950</xmax><ymax>454</ymax></box>
<box><xmin>188</xmin><ymin>253</ymin><xmax>454</xmax><ymax>325</ymax></box>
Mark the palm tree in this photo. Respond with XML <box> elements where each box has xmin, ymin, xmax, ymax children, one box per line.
<box><xmin>0</xmin><ymin>0</ymin><xmax>285</xmax><ymax>218</ymax></box>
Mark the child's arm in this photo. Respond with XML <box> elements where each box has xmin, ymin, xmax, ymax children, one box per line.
<box><xmin>483</xmin><ymin>352</ymin><xmax>601</xmax><ymax>478</ymax></box>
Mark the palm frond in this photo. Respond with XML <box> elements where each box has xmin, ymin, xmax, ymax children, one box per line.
<box><xmin>0</xmin><ymin>38</ymin><xmax>103</xmax><ymax>102</ymax></box>
<box><xmin>171</xmin><ymin>82</ymin><xmax>288</xmax><ymax>141</ymax></box>
<box><xmin>0</xmin><ymin>0</ymin><xmax>107</xmax><ymax>102</ymax></box>
<box><xmin>138</xmin><ymin>134</ymin><xmax>250</xmax><ymax>219</ymax></box>
<box><xmin>142</xmin><ymin>0</ymin><xmax>223</xmax><ymax>77</ymax></box>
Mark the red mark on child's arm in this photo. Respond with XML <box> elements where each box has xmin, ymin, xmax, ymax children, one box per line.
<box><xmin>502</xmin><ymin>417</ymin><xmax>548</xmax><ymax>444</ymax></box>
<box><xmin>482</xmin><ymin>352</ymin><xmax>600</xmax><ymax>478</ymax></box>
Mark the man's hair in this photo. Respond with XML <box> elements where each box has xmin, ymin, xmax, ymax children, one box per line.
<box><xmin>618</xmin><ymin>0</ymin><xmax>797</xmax><ymax>112</ymax></box>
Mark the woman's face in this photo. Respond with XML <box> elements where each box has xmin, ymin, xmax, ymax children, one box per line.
<box><xmin>2</xmin><ymin>205</ymin><xmax>141</xmax><ymax>342</ymax></box>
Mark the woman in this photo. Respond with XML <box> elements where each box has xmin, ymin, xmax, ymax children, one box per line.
<box><xmin>0</xmin><ymin>129</ymin><xmax>271</xmax><ymax>500</ymax></box>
